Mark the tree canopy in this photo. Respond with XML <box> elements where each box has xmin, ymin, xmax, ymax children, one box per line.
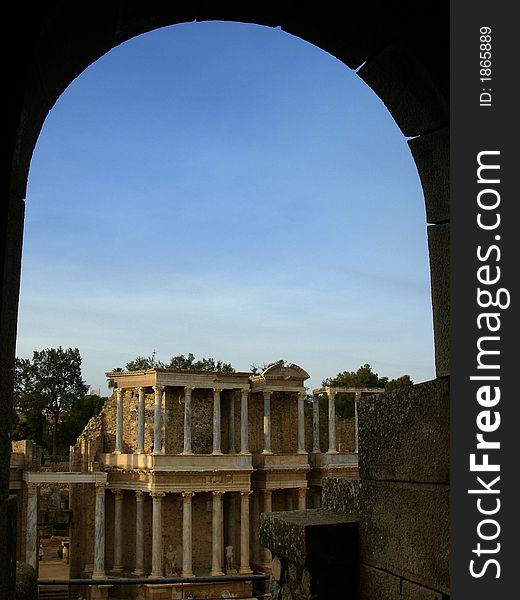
<box><xmin>14</xmin><ymin>347</ymin><xmax>89</xmax><ymax>457</ymax></box>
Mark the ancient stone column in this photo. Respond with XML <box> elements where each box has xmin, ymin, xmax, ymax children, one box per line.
<box><xmin>228</xmin><ymin>392</ymin><xmax>236</xmax><ymax>453</ymax></box>
<box><xmin>327</xmin><ymin>390</ymin><xmax>337</xmax><ymax>453</ymax></box>
<box><xmin>312</xmin><ymin>394</ymin><xmax>320</xmax><ymax>453</ymax></box>
<box><xmin>112</xmin><ymin>489</ymin><xmax>123</xmax><ymax>572</ymax></box>
<box><xmin>115</xmin><ymin>388</ymin><xmax>124</xmax><ymax>453</ymax></box>
<box><xmin>133</xmin><ymin>490</ymin><xmax>145</xmax><ymax>576</ymax></box>
<box><xmin>297</xmin><ymin>390</ymin><xmax>306</xmax><ymax>454</ymax></box>
<box><xmin>355</xmin><ymin>391</ymin><xmax>362</xmax><ymax>453</ymax></box>
<box><xmin>262</xmin><ymin>489</ymin><xmax>272</xmax><ymax>564</ymax></box>
<box><xmin>182</xmin><ymin>387</ymin><xmax>193</xmax><ymax>454</ymax></box>
<box><xmin>239</xmin><ymin>491</ymin><xmax>253</xmax><ymax>574</ymax></box>
<box><xmin>150</xmin><ymin>491</ymin><xmax>164</xmax><ymax>577</ymax></box>
<box><xmin>136</xmin><ymin>387</ymin><xmax>145</xmax><ymax>453</ymax></box>
<box><xmin>212</xmin><ymin>388</ymin><xmax>222</xmax><ymax>455</ymax></box>
<box><xmin>211</xmin><ymin>491</ymin><xmax>224</xmax><ymax>575</ymax></box>
<box><xmin>262</xmin><ymin>391</ymin><xmax>272</xmax><ymax>454</ymax></box>
<box><xmin>25</xmin><ymin>483</ymin><xmax>38</xmax><ymax>569</ymax></box>
<box><xmin>93</xmin><ymin>483</ymin><xmax>106</xmax><ymax>578</ymax></box>
<box><xmin>298</xmin><ymin>488</ymin><xmax>307</xmax><ymax>511</ymax></box>
<box><xmin>181</xmin><ymin>491</ymin><xmax>194</xmax><ymax>577</ymax></box>
<box><xmin>152</xmin><ymin>385</ymin><xmax>163</xmax><ymax>454</ymax></box>
<box><xmin>240</xmin><ymin>389</ymin><xmax>249</xmax><ymax>454</ymax></box>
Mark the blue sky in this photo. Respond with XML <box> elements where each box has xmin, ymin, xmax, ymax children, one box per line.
<box><xmin>17</xmin><ymin>21</ymin><xmax>435</xmax><ymax>394</ymax></box>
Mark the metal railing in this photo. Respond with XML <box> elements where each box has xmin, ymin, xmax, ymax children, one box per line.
<box><xmin>37</xmin><ymin>573</ymin><xmax>270</xmax><ymax>600</ymax></box>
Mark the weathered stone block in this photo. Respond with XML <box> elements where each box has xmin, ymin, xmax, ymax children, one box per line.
<box><xmin>428</xmin><ymin>224</ymin><xmax>450</xmax><ymax>377</ymax></box>
<box><xmin>408</xmin><ymin>127</ymin><xmax>450</xmax><ymax>224</ymax></box>
<box><xmin>0</xmin><ymin>496</ymin><xmax>18</xmax><ymax>600</ymax></box>
<box><xmin>15</xmin><ymin>561</ymin><xmax>37</xmax><ymax>600</ymax></box>
<box><xmin>359</xmin><ymin>564</ymin><xmax>400</xmax><ymax>600</ymax></box>
<box><xmin>358</xmin><ymin>379</ymin><xmax>449</xmax><ymax>484</ymax></box>
<box><xmin>322</xmin><ymin>477</ymin><xmax>360</xmax><ymax>516</ymax></box>
<box><xmin>359</xmin><ymin>480</ymin><xmax>449</xmax><ymax>594</ymax></box>
<box><xmin>260</xmin><ymin>509</ymin><xmax>358</xmax><ymax>568</ymax></box>
<box><xmin>402</xmin><ymin>579</ymin><xmax>444</xmax><ymax>600</ymax></box>
<box><xmin>358</xmin><ymin>43</ymin><xmax>449</xmax><ymax>137</ymax></box>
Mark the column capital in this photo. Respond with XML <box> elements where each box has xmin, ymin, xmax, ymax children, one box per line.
<box><xmin>116</xmin><ymin>387</ymin><xmax>125</xmax><ymax>396</ymax></box>
<box><xmin>327</xmin><ymin>390</ymin><xmax>336</xmax><ymax>399</ymax></box>
<box><xmin>240</xmin><ymin>490</ymin><xmax>253</xmax><ymax>498</ymax></box>
<box><xmin>213</xmin><ymin>387</ymin><xmax>222</xmax><ymax>395</ymax></box>
<box><xmin>153</xmin><ymin>385</ymin><xmax>163</xmax><ymax>394</ymax></box>
<box><xmin>138</xmin><ymin>386</ymin><xmax>145</xmax><ymax>394</ymax></box>
<box><xmin>151</xmin><ymin>491</ymin><xmax>165</xmax><ymax>500</ymax></box>
<box><xmin>135</xmin><ymin>489</ymin><xmax>144</xmax><ymax>499</ymax></box>
<box><xmin>184</xmin><ymin>386</ymin><xmax>193</xmax><ymax>394</ymax></box>
<box><xmin>263</xmin><ymin>390</ymin><xmax>271</xmax><ymax>398</ymax></box>
<box><xmin>212</xmin><ymin>490</ymin><xmax>224</xmax><ymax>498</ymax></box>
<box><xmin>95</xmin><ymin>482</ymin><xmax>106</xmax><ymax>494</ymax></box>
<box><xmin>26</xmin><ymin>482</ymin><xmax>38</xmax><ymax>493</ymax></box>
<box><xmin>182</xmin><ymin>491</ymin><xmax>194</xmax><ymax>500</ymax></box>
<box><xmin>111</xmin><ymin>488</ymin><xmax>124</xmax><ymax>497</ymax></box>
<box><xmin>298</xmin><ymin>390</ymin><xmax>306</xmax><ymax>399</ymax></box>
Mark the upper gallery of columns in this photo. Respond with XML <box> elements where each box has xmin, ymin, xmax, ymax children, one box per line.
<box><xmin>105</xmin><ymin>367</ymin><xmax>252</xmax><ymax>392</ymax></box>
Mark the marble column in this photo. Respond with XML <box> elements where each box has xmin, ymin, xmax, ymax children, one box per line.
<box><xmin>93</xmin><ymin>483</ymin><xmax>106</xmax><ymax>578</ymax></box>
<box><xmin>262</xmin><ymin>490</ymin><xmax>272</xmax><ymax>564</ymax></box>
<box><xmin>297</xmin><ymin>390</ymin><xmax>306</xmax><ymax>454</ymax></box>
<box><xmin>228</xmin><ymin>392</ymin><xmax>236</xmax><ymax>453</ymax></box>
<box><xmin>327</xmin><ymin>391</ymin><xmax>337</xmax><ymax>453</ymax></box>
<box><xmin>133</xmin><ymin>490</ymin><xmax>145</xmax><ymax>576</ymax></box>
<box><xmin>252</xmin><ymin>491</ymin><xmax>261</xmax><ymax>562</ymax></box>
<box><xmin>226</xmin><ymin>493</ymin><xmax>236</xmax><ymax>557</ymax></box>
<box><xmin>136</xmin><ymin>387</ymin><xmax>145</xmax><ymax>453</ymax></box>
<box><xmin>115</xmin><ymin>388</ymin><xmax>124</xmax><ymax>453</ymax></box>
<box><xmin>240</xmin><ymin>389</ymin><xmax>249</xmax><ymax>454</ymax></box>
<box><xmin>355</xmin><ymin>391</ymin><xmax>362</xmax><ymax>453</ymax></box>
<box><xmin>239</xmin><ymin>491</ymin><xmax>253</xmax><ymax>574</ymax></box>
<box><xmin>298</xmin><ymin>488</ymin><xmax>307</xmax><ymax>511</ymax></box>
<box><xmin>182</xmin><ymin>387</ymin><xmax>193</xmax><ymax>454</ymax></box>
<box><xmin>262</xmin><ymin>391</ymin><xmax>272</xmax><ymax>454</ymax></box>
<box><xmin>112</xmin><ymin>489</ymin><xmax>124</xmax><ymax>572</ymax></box>
<box><xmin>212</xmin><ymin>388</ymin><xmax>222</xmax><ymax>455</ymax></box>
<box><xmin>181</xmin><ymin>491</ymin><xmax>194</xmax><ymax>577</ymax></box>
<box><xmin>312</xmin><ymin>394</ymin><xmax>320</xmax><ymax>453</ymax></box>
<box><xmin>153</xmin><ymin>385</ymin><xmax>163</xmax><ymax>454</ymax></box>
<box><xmin>211</xmin><ymin>491</ymin><xmax>224</xmax><ymax>575</ymax></box>
<box><xmin>25</xmin><ymin>483</ymin><xmax>38</xmax><ymax>569</ymax></box>
<box><xmin>150</xmin><ymin>492</ymin><xmax>164</xmax><ymax>577</ymax></box>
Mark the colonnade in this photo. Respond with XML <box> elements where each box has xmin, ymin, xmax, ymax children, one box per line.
<box><xmin>91</xmin><ymin>485</ymin><xmax>254</xmax><ymax>578</ymax></box>
<box><xmin>114</xmin><ymin>386</ymin><xmax>252</xmax><ymax>455</ymax></box>
<box><xmin>114</xmin><ymin>387</ymin><xmax>313</xmax><ymax>455</ymax></box>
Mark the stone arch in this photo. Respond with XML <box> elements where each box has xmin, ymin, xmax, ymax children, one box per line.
<box><xmin>2</xmin><ymin>3</ymin><xmax>449</xmax><ymax>593</ymax></box>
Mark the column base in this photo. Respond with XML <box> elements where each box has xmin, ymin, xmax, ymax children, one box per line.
<box><xmin>133</xmin><ymin>568</ymin><xmax>145</xmax><ymax>576</ymax></box>
<box><xmin>326</xmin><ymin>449</ymin><xmax>338</xmax><ymax>454</ymax></box>
<box><xmin>262</xmin><ymin>449</ymin><xmax>273</xmax><ymax>455</ymax></box>
<box><xmin>92</xmin><ymin>571</ymin><xmax>107</xmax><ymax>579</ymax></box>
<box><xmin>211</xmin><ymin>450</ymin><xmax>223</xmax><ymax>455</ymax></box>
<box><xmin>135</xmin><ymin>450</ymin><xmax>145</xmax><ymax>454</ymax></box>
<box><xmin>181</xmin><ymin>450</ymin><xmax>193</xmax><ymax>455</ymax></box>
<box><xmin>113</xmin><ymin>450</ymin><xmax>122</xmax><ymax>454</ymax></box>
<box><xmin>149</xmin><ymin>573</ymin><xmax>163</xmax><ymax>579</ymax></box>
<box><xmin>297</xmin><ymin>449</ymin><xmax>308</xmax><ymax>455</ymax></box>
<box><xmin>181</xmin><ymin>571</ymin><xmax>195</xmax><ymax>578</ymax></box>
<box><xmin>211</xmin><ymin>570</ymin><xmax>225</xmax><ymax>576</ymax></box>
<box><xmin>239</xmin><ymin>450</ymin><xmax>251</xmax><ymax>455</ymax></box>
<box><xmin>239</xmin><ymin>566</ymin><xmax>253</xmax><ymax>574</ymax></box>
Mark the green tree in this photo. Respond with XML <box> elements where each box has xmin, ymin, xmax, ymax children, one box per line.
<box><xmin>15</xmin><ymin>347</ymin><xmax>88</xmax><ymax>457</ymax></box>
<box><xmin>113</xmin><ymin>352</ymin><xmax>235</xmax><ymax>374</ymax></box>
<box><xmin>13</xmin><ymin>358</ymin><xmax>48</xmax><ymax>447</ymax></box>
<box><xmin>58</xmin><ymin>393</ymin><xmax>107</xmax><ymax>449</ymax></box>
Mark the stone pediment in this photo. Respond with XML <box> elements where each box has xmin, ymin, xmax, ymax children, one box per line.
<box><xmin>260</xmin><ymin>362</ymin><xmax>309</xmax><ymax>382</ymax></box>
